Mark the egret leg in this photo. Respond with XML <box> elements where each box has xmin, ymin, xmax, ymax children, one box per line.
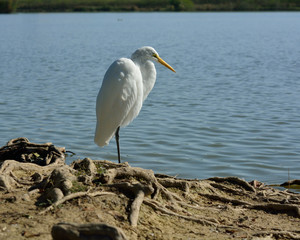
<box><xmin>115</xmin><ymin>126</ymin><xmax>121</xmax><ymax>163</ymax></box>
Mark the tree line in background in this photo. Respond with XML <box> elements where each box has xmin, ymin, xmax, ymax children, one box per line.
<box><xmin>0</xmin><ymin>0</ymin><xmax>299</xmax><ymax>13</ymax></box>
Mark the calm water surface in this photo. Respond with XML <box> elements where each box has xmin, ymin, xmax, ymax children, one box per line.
<box><xmin>0</xmin><ymin>12</ymin><xmax>299</xmax><ymax>186</ymax></box>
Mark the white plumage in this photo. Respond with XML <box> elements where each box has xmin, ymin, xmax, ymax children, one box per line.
<box><xmin>94</xmin><ymin>46</ymin><xmax>175</xmax><ymax>162</ymax></box>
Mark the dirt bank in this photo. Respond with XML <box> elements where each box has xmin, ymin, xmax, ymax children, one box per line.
<box><xmin>0</xmin><ymin>138</ymin><xmax>299</xmax><ymax>240</ymax></box>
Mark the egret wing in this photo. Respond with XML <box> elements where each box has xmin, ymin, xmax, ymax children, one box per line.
<box><xmin>94</xmin><ymin>58</ymin><xmax>142</xmax><ymax>146</ymax></box>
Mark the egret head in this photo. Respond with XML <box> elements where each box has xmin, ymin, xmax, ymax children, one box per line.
<box><xmin>131</xmin><ymin>46</ymin><xmax>176</xmax><ymax>73</ymax></box>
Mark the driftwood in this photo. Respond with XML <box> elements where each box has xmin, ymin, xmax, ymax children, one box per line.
<box><xmin>0</xmin><ymin>137</ymin><xmax>65</xmax><ymax>165</ymax></box>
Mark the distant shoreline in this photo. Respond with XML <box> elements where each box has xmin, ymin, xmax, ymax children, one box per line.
<box><xmin>1</xmin><ymin>0</ymin><xmax>299</xmax><ymax>14</ymax></box>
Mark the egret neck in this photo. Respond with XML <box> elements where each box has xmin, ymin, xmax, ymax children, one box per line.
<box><xmin>131</xmin><ymin>52</ymin><xmax>157</xmax><ymax>102</ymax></box>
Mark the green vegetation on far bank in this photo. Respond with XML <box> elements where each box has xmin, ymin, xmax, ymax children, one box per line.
<box><xmin>1</xmin><ymin>0</ymin><xmax>299</xmax><ymax>13</ymax></box>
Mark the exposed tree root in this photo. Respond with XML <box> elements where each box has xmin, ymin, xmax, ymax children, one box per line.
<box><xmin>157</xmin><ymin>178</ymin><xmax>190</xmax><ymax>193</ymax></box>
<box><xmin>40</xmin><ymin>191</ymin><xmax>116</xmax><ymax>215</ymax></box>
<box><xmin>91</xmin><ymin>162</ymin><xmax>300</xmax><ymax>233</ymax></box>
<box><xmin>0</xmin><ymin>159</ymin><xmax>58</xmax><ymax>175</ymax></box>
<box><xmin>1</xmin><ymin>139</ymin><xmax>300</xmax><ymax>239</ymax></box>
<box><xmin>98</xmin><ymin>165</ymin><xmax>220</xmax><ymax>226</ymax></box>
<box><xmin>99</xmin><ymin>166</ymin><xmax>157</xmax><ymax>185</ymax></box>
<box><xmin>199</xmin><ymin>190</ymin><xmax>300</xmax><ymax>218</ymax></box>
<box><xmin>99</xmin><ymin>166</ymin><xmax>184</xmax><ymax>225</ymax></box>
<box><xmin>104</xmin><ymin>182</ymin><xmax>154</xmax><ymax>227</ymax></box>
<box><xmin>0</xmin><ymin>160</ymin><xmax>61</xmax><ymax>192</ymax></box>
<box><xmin>143</xmin><ymin>198</ymin><xmax>219</xmax><ymax>226</ymax></box>
<box><xmin>199</xmin><ymin>192</ymin><xmax>252</xmax><ymax>206</ymax></box>
<box><xmin>249</xmin><ymin>203</ymin><xmax>300</xmax><ymax>218</ymax></box>
<box><xmin>208</xmin><ymin>176</ymin><xmax>256</xmax><ymax>192</ymax></box>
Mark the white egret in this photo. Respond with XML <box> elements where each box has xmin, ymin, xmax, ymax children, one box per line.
<box><xmin>94</xmin><ymin>46</ymin><xmax>175</xmax><ymax>163</ymax></box>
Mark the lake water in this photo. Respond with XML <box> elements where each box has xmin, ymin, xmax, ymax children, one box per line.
<box><xmin>0</xmin><ymin>12</ymin><xmax>299</xmax><ymax>186</ymax></box>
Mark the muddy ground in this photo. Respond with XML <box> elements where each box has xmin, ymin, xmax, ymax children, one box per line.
<box><xmin>0</xmin><ymin>138</ymin><xmax>299</xmax><ymax>240</ymax></box>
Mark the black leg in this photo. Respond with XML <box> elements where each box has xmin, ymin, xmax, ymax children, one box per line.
<box><xmin>115</xmin><ymin>126</ymin><xmax>121</xmax><ymax>163</ymax></box>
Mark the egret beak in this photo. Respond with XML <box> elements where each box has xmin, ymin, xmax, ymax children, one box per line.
<box><xmin>157</xmin><ymin>56</ymin><xmax>176</xmax><ymax>73</ymax></box>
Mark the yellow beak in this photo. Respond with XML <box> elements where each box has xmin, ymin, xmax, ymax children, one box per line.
<box><xmin>157</xmin><ymin>56</ymin><xmax>176</xmax><ymax>73</ymax></box>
